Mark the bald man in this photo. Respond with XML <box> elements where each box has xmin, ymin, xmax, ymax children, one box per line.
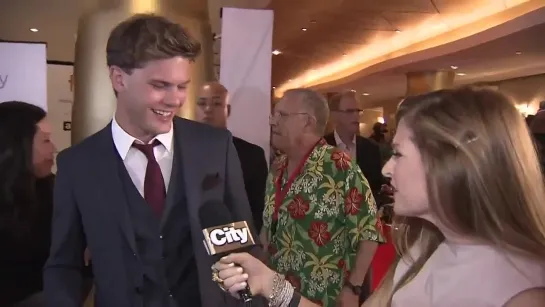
<box><xmin>196</xmin><ymin>82</ymin><xmax>268</xmax><ymax>231</ymax></box>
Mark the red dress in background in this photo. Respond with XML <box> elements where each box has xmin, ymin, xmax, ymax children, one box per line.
<box><xmin>371</xmin><ymin>224</ymin><xmax>396</xmax><ymax>290</ymax></box>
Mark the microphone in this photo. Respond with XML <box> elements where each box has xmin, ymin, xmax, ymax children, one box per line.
<box><xmin>199</xmin><ymin>200</ymin><xmax>255</xmax><ymax>304</ymax></box>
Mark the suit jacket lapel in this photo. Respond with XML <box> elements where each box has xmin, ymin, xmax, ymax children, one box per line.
<box><xmin>325</xmin><ymin>133</ymin><xmax>337</xmax><ymax>147</ymax></box>
<box><xmin>91</xmin><ymin>124</ymin><xmax>138</xmax><ymax>256</ymax></box>
<box><xmin>160</xmin><ymin>129</ymin><xmax>181</xmax><ymax>228</ymax></box>
<box><xmin>355</xmin><ymin>136</ymin><xmax>363</xmax><ymax>165</ymax></box>
<box><xmin>162</xmin><ymin>118</ymin><xmax>202</xmax><ymax>227</ymax></box>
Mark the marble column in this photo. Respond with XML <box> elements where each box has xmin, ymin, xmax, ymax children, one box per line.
<box><xmin>71</xmin><ymin>0</ymin><xmax>214</xmax><ymax>144</ymax></box>
<box><xmin>386</xmin><ymin>70</ymin><xmax>456</xmax><ymax>125</ymax></box>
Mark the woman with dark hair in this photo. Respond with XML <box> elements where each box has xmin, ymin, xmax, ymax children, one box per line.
<box><xmin>0</xmin><ymin>101</ymin><xmax>56</xmax><ymax>306</ymax></box>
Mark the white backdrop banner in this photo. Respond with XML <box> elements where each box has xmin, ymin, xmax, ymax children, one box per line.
<box><xmin>0</xmin><ymin>41</ymin><xmax>47</xmax><ymax>110</ymax></box>
<box><xmin>47</xmin><ymin>62</ymin><xmax>74</xmax><ymax>171</ymax></box>
<box><xmin>220</xmin><ymin>8</ymin><xmax>273</xmax><ymax>165</ymax></box>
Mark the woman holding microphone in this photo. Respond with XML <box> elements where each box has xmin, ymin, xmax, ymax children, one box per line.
<box><xmin>212</xmin><ymin>86</ymin><xmax>545</xmax><ymax>307</ymax></box>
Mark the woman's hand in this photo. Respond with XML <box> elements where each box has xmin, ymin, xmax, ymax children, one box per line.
<box><xmin>214</xmin><ymin>252</ymin><xmax>276</xmax><ymax>298</ymax></box>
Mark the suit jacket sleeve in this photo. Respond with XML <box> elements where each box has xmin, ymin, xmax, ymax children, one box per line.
<box><xmin>224</xmin><ymin>134</ymin><xmax>261</xmax><ymax>244</ymax></box>
<box><xmin>248</xmin><ymin>146</ymin><xmax>268</xmax><ymax>233</ymax></box>
<box><xmin>43</xmin><ymin>151</ymin><xmax>85</xmax><ymax>307</ymax></box>
<box><xmin>372</xmin><ymin>143</ymin><xmax>384</xmax><ymax>192</ymax></box>
<box><xmin>223</xmin><ymin>134</ymin><xmax>267</xmax><ymax>307</ymax></box>
<box><xmin>363</xmin><ymin>140</ymin><xmax>384</xmax><ymax>196</ymax></box>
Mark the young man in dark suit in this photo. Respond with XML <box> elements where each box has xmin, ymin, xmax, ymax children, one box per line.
<box><xmin>44</xmin><ymin>14</ymin><xmax>261</xmax><ymax>307</ymax></box>
<box><xmin>196</xmin><ymin>81</ymin><xmax>268</xmax><ymax>232</ymax></box>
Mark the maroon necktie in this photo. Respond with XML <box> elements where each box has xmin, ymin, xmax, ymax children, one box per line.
<box><xmin>132</xmin><ymin>140</ymin><xmax>165</xmax><ymax>217</ymax></box>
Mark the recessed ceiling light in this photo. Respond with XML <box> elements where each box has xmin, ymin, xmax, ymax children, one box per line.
<box><xmin>362</xmin><ymin>93</ymin><xmax>370</xmax><ymax>96</ymax></box>
<box><xmin>302</xmin><ymin>28</ymin><xmax>307</xmax><ymax>31</ymax></box>
<box><xmin>515</xmin><ymin>51</ymin><xmax>522</xmax><ymax>55</ymax></box>
<box><xmin>456</xmin><ymin>72</ymin><xmax>466</xmax><ymax>76</ymax></box>
<box><xmin>450</xmin><ymin>65</ymin><xmax>458</xmax><ymax>70</ymax></box>
<box><xmin>310</xmin><ymin>20</ymin><xmax>317</xmax><ymax>24</ymax></box>
<box><xmin>395</xmin><ymin>29</ymin><xmax>401</xmax><ymax>33</ymax></box>
<box><xmin>30</xmin><ymin>28</ymin><xmax>38</xmax><ymax>32</ymax></box>
<box><xmin>288</xmin><ymin>79</ymin><xmax>292</xmax><ymax>82</ymax></box>
<box><xmin>342</xmin><ymin>53</ymin><xmax>347</xmax><ymax>57</ymax></box>
<box><xmin>272</xmin><ymin>86</ymin><xmax>276</xmax><ymax>89</ymax></box>
<box><xmin>272</xmin><ymin>49</ymin><xmax>282</xmax><ymax>55</ymax></box>
<box><xmin>350</xmin><ymin>89</ymin><xmax>356</xmax><ymax>92</ymax></box>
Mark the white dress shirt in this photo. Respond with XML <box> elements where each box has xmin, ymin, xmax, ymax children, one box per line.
<box><xmin>334</xmin><ymin>130</ymin><xmax>357</xmax><ymax>158</ymax></box>
<box><xmin>111</xmin><ymin>117</ymin><xmax>174</xmax><ymax>196</ymax></box>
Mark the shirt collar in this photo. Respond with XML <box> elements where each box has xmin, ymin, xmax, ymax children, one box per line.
<box><xmin>111</xmin><ymin>117</ymin><xmax>174</xmax><ymax>160</ymax></box>
<box><xmin>333</xmin><ymin>130</ymin><xmax>356</xmax><ymax>147</ymax></box>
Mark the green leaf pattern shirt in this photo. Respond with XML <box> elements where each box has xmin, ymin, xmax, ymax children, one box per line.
<box><xmin>263</xmin><ymin>140</ymin><xmax>384</xmax><ymax>307</ymax></box>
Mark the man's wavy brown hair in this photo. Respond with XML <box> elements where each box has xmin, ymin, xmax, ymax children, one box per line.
<box><xmin>106</xmin><ymin>13</ymin><xmax>201</xmax><ymax>73</ymax></box>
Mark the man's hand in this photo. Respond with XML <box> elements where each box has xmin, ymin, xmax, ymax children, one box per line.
<box><xmin>336</xmin><ymin>287</ymin><xmax>360</xmax><ymax>307</ymax></box>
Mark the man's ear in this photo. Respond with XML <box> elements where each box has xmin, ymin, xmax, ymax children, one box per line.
<box><xmin>109</xmin><ymin>66</ymin><xmax>128</xmax><ymax>94</ymax></box>
<box><xmin>226</xmin><ymin>104</ymin><xmax>231</xmax><ymax>117</ymax></box>
<box><xmin>306</xmin><ymin>114</ymin><xmax>318</xmax><ymax>130</ymax></box>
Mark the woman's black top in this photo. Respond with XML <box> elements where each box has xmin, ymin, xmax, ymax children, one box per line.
<box><xmin>0</xmin><ymin>174</ymin><xmax>55</xmax><ymax>306</ymax></box>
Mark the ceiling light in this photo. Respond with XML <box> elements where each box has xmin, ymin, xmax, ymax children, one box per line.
<box><xmin>395</xmin><ymin>29</ymin><xmax>401</xmax><ymax>33</ymax></box>
<box><xmin>456</xmin><ymin>72</ymin><xmax>466</xmax><ymax>76</ymax></box>
<box><xmin>342</xmin><ymin>53</ymin><xmax>347</xmax><ymax>57</ymax></box>
<box><xmin>272</xmin><ymin>86</ymin><xmax>276</xmax><ymax>89</ymax></box>
<box><xmin>350</xmin><ymin>89</ymin><xmax>356</xmax><ymax>92</ymax></box>
<box><xmin>272</xmin><ymin>50</ymin><xmax>282</xmax><ymax>55</ymax></box>
<box><xmin>310</xmin><ymin>20</ymin><xmax>317</xmax><ymax>24</ymax></box>
<box><xmin>302</xmin><ymin>28</ymin><xmax>307</xmax><ymax>31</ymax></box>
<box><xmin>450</xmin><ymin>65</ymin><xmax>458</xmax><ymax>70</ymax></box>
<box><xmin>515</xmin><ymin>51</ymin><xmax>522</xmax><ymax>55</ymax></box>
<box><xmin>362</xmin><ymin>93</ymin><xmax>370</xmax><ymax>96</ymax></box>
<box><xmin>30</xmin><ymin>28</ymin><xmax>38</xmax><ymax>32</ymax></box>
<box><xmin>288</xmin><ymin>79</ymin><xmax>292</xmax><ymax>82</ymax></box>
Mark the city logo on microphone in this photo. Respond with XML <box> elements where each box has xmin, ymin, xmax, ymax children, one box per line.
<box><xmin>202</xmin><ymin>221</ymin><xmax>255</xmax><ymax>255</ymax></box>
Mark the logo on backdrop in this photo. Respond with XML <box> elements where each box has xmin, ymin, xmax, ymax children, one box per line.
<box><xmin>0</xmin><ymin>74</ymin><xmax>8</xmax><ymax>89</ymax></box>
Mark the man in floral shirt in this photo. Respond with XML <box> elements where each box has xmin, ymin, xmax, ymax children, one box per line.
<box><xmin>262</xmin><ymin>89</ymin><xmax>383</xmax><ymax>307</ymax></box>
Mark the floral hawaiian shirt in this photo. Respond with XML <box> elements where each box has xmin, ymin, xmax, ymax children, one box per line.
<box><xmin>263</xmin><ymin>139</ymin><xmax>384</xmax><ymax>307</ymax></box>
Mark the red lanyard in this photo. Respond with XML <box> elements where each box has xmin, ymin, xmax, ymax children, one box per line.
<box><xmin>273</xmin><ymin>140</ymin><xmax>320</xmax><ymax>221</ymax></box>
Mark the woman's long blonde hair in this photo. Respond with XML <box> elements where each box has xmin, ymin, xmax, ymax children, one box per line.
<box><xmin>365</xmin><ymin>86</ymin><xmax>545</xmax><ymax>306</ymax></box>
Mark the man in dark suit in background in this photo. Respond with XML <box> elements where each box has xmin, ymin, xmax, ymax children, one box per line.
<box><xmin>196</xmin><ymin>81</ymin><xmax>268</xmax><ymax>232</ymax></box>
<box><xmin>44</xmin><ymin>14</ymin><xmax>261</xmax><ymax>307</ymax></box>
<box><xmin>325</xmin><ymin>91</ymin><xmax>383</xmax><ymax>197</ymax></box>
<box><xmin>324</xmin><ymin>91</ymin><xmax>384</xmax><ymax>304</ymax></box>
